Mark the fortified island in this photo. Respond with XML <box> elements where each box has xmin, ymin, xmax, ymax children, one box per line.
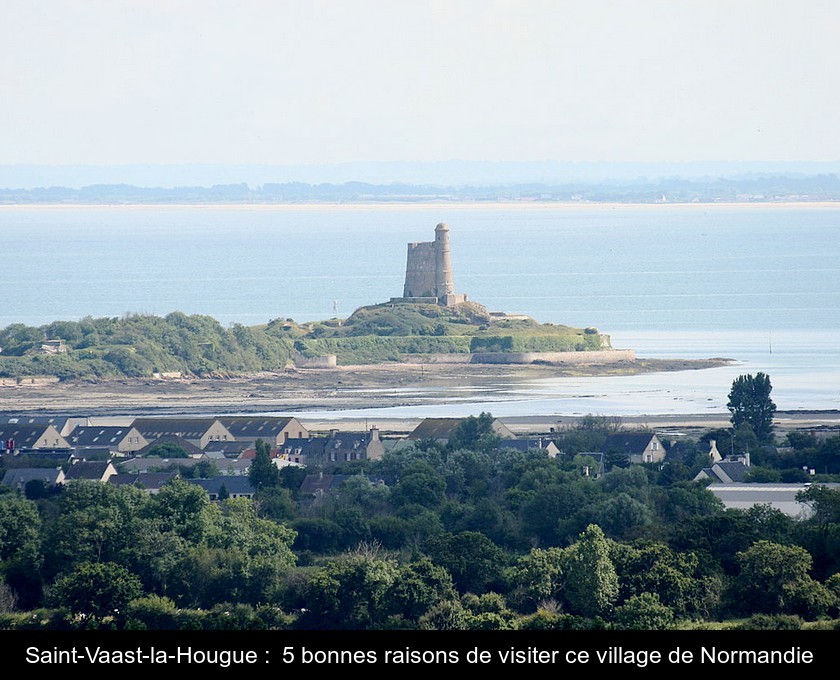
<box><xmin>289</xmin><ymin>222</ymin><xmax>634</xmax><ymax>368</ymax></box>
<box><xmin>0</xmin><ymin>222</ymin><xmax>635</xmax><ymax>382</ymax></box>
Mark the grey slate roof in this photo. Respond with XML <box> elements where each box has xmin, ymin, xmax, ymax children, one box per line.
<box><xmin>69</xmin><ymin>426</ymin><xmax>136</xmax><ymax>448</ymax></box>
<box><xmin>219</xmin><ymin>417</ymin><xmax>296</xmax><ymax>439</ymax></box>
<box><xmin>133</xmin><ymin>418</ymin><xmax>224</xmax><ymax>440</ymax></box>
<box><xmin>497</xmin><ymin>438</ymin><xmax>556</xmax><ymax>452</ymax></box>
<box><xmin>0</xmin><ymin>414</ymin><xmax>72</xmax><ymax>430</ymax></box>
<box><xmin>714</xmin><ymin>461</ymin><xmax>750</xmax><ymax>483</ymax></box>
<box><xmin>280</xmin><ymin>438</ymin><xmax>326</xmax><ymax>458</ymax></box>
<box><xmin>201</xmin><ymin>450</ymin><xmax>229</xmax><ymax>460</ymax></box>
<box><xmin>0</xmin><ymin>424</ymin><xmax>53</xmax><ymax>448</ymax></box>
<box><xmin>109</xmin><ymin>472</ymin><xmax>178</xmax><ymax>491</ymax></box>
<box><xmin>14</xmin><ymin>450</ymin><xmax>75</xmax><ymax>462</ymax></box>
<box><xmin>63</xmin><ymin>461</ymin><xmax>114</xmax><ymax>481</ymax></box>
<box><xmin>407</xmin><ymin>417</ymin><xmax>514</xmax><ymax>440</ymax></box>
<box><xmin>1</xmin><ymin>467</ymin><xmax>64</xmax><ymax>487</ymax></box>
<box><xmin>299</xmin><ymin>474</ymin><xmax>354</xmax><ymax>495</ymax></box>
<box><xmin>603</xmin><ymin>432</ymin><xmax>656</xmax><ymax>454</ymax></box>
<box><xmin>187</xmin><ymin>476</ymin><xmax>255</xmax><ymax>497</ymax></box>
<box><xmin>696</xmin><ymin>460</ymin><xmax>750</xmax><ymax>483</ymax></box>
<box><xmin>203</xmin><ymin>441</ymin><xmax>252</xmax><ymax>456</ymax></box>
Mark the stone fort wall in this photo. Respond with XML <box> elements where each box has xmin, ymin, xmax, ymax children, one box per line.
<box><xmin>403</xmin><ymin>349</ymin><xmax>636</xmax><ymax>365</ymax></box>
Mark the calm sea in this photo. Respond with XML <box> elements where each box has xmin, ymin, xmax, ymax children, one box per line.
<box><xmin>2</xmin><ymin>203</ymin><xmax>839</xmax><ymax>415</ymax></box>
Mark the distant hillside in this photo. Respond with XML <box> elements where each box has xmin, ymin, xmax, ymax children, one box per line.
<box><xmin>2</xmin><ymin>173</ymin><xmax>840</xmax><ymax>204</ymax></box>
<box><xmin>0</xmin><ymin>303</ymin><xmax>607</xmax><ymax>380</ymax></box>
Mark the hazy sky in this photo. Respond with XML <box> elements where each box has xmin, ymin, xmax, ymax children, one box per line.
<box><xmin>3</xmin><ymin>0</ymin><xmax>838</xmax><ymax>165</ymax></box>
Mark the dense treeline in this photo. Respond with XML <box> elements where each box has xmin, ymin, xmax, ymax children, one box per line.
<box><xmin>3</xmin><ymin>420</ymin><xmax>840</xmax><ymax>630</ymax></box>
<box><xmin>0</xmin><ymin>305</ymin><xmax>601</xmax><ymax>379</ymax></box>
<box><xmin>0</xmin><ymin>312</ymin><xmax>296</xmax><ymax>379</ymax></box>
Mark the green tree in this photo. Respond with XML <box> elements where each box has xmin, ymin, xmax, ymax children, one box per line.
<box><xmin>729</xmin><ymin>540</ymin><xmax>832</xmax><ymax>618</ymax></box>
<box><xmin>0</xmin><ymin>496</ymin><xmax>41</xmax><ymax>566</ymax></box>
<box><xmin>299</xmin><ymin>552</ymin><xmax>398</xmax><ymax>629</ymax></box>
<box><xmin>0</xmin><ymin>496</ymin><xmax>43</xmax><ymax>608</ymax></box>
<box><xmin>613</xmin><ymin>593</ymin><xmax>674</xmax><ymax>630</ymax></box>
<box><xmin>142</xmin><ymin>478</ymin><xmax>211</xmax><ymax>543</ymax></box>
<box><xmin>384</xmin><ymin>558</ymin><xmax>457</xmax><ymax>624</ymax></box>
<box><xmin>611</xmin><ymin>542</ymin><xmax>709</xmax><ymax>618</ymax></box>
<box><xmin>146</xmin><ymin>442</ymin><xmax>190</xmax><ymax>458</ymax></box>
<box><xmin>727</xmin><ymin>372</ymin><xmax>776</xmax><ymax>442</ymax></box>
<box><xmin>562</xmin><ymin>524</ymin><xmax>618</xmax><ymax>618</ymax></box>
<box><xmin>43</xmin><ymin>482</ymin><xmax>146</xmax><ymax>578</ymax></box>
<box><xmin>391</xmin><ymin>462</ymin><xmax>446</xmax><ymax>509</ymax></box>
<box><xmin>507</xmin><ymin>547</ymin><xmax>565</xmax><ymax>611</ymax></box>
<box><xmin>447</xmin><ymin>412</ymin><xmax>502</xmax><ymax>453</ymax></box>
<box><xmin>248</xmin><ymin>439</ymin><xmax>279</xmax><ymax>490</ymax></box>
<box><xmin>49</xmin><ymin>561</ymin><xmax>143</xmax><ymax>619</ymax></box>
<box><xmin>424</xmin><ymin>531</ymin><xmax>506</xmax><ymax>594</ymax></box>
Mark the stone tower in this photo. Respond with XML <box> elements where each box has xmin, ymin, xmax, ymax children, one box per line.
<box><xmin>401</xmin><ymin>223</ymin><xmax>466</xmax><ymax>306</ymax></box>
<box><xmin>434</xmin><ymin>222</ymin><xmax>455</xmax><ymax>298</ymax></box>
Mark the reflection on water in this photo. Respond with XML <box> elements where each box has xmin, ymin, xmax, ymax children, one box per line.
<box><xmin>279</xmin><ymin>330</ymin><xmax>840</xmax><ymax>419</ymax></box>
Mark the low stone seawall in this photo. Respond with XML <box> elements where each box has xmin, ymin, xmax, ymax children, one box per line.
<box><xmin>404</xmin><ymin>349</ymin><xmax>636</xmax><ymax>365</ymax></box>
<box><xmin>0</xmin><ymin>376</ymin><xmax>61</xmax><ymax>387</ymax></box>
<box><xmin>296</xmin><ymin>355</ymin><xmax>338</xmax><ymax>369</ymax></box>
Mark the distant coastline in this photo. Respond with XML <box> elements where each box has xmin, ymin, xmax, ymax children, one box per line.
<box><xmin>2</xmin><ymin>201</ymin><xmax>839</xmax><ymax>210</ymax></box>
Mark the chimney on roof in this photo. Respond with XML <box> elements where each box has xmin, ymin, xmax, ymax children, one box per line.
<box><xmin>369</xmin><ymin>426</ymin><xmax>380</xmax><ymax>441</ymax></box>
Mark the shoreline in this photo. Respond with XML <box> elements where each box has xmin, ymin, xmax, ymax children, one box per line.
<box><xmin>4</xmin><ymin>358</ymin><xmax>839</xmax><ymax>437</ymax></box>
<box><xmin>1</xmin><ymin>201</ymin><xmax>839</xmax><ymax>211</ymax></box>
<box><xmin>0</xmin><ymin>358</ymin><xmax>729</xmax><ymax>417</ymax></box>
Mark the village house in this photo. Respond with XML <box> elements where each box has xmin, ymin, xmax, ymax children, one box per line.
<box><xmin>62</xmin><ymin>460</ymin><xmax>118</xmax><ymax>484</ymax></box>
<box><xmin>132</xmin><ymin>417</ymin><xmax>234</xmax><ymax>449</ymax></box>
<box><xmin>406</xmin><ymin>417</ymin><xmax>515</xmax><ymax>443</ymax></box>
<box><xmin>603</xmin><ymin>432</ymin><xmax>666</xmax><ymax>465</ymax></box>
<box><xmin>0</xmin><ymin>414</ymin><xmax>90</xmax><ymax>437</ymax></box>
<box><xmin>68</xmin><ymin>425</ymin><xmax>148</xmax><ymax>456</ymax></box>
<box><xmin>187</xmin><ymin>476</ymin><xmax>256</xmax><ymax>500</ymax></box>
<box><xmin>203</xmin><ymin>441</ymin><xmax>253</xmax><ymax>458</ymax></box>
<box><xmin>108</xmin><ymin>472</ymin><xmax>178</xmax><ymax>494</ymax></box>
<box><xmin>1</xmin><ymin>467</ymin><xmax>65</xmax><ymax>491</ymax></box>
<box><xmin>219</xmin><ymin>416</ymin><xmax>309</xmax><ymax>447</ymax></box>
<box><xmin>277</xmin><ymin>437</ymin><xmax>327</xmax><ymax>466</ymax></box>
<box><xmin>0</xmin><ymin>423</ymin><xmax>71</xmax><ymax>453</ymax></box>
<box><xmin>694</xmin><ymin>453</ymin><xmax>752</xmax><ymax>483</ymax></box>
<box><xmin>323</xmin><ymin>428</ymin><xmax>384</xmax><ymax>462</ymax></box>
<box><xmin>574</xmin><ymin>452</ymin><xmax>606</xmax><ymax>478</ymax></box>
<box><xmin>497</xmin><ymin>438</ymin><xmax>561</xmax><ymax>457</ymax></box>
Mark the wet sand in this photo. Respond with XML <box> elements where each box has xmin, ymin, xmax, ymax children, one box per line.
<box><xmin>0</xmin><ymin>358</ymin><xmax>728</xmax><ymax>416</ymax></box>
<box><xmin>2</xmin><ymin>357</ymin><xmax>838</xmax><ymax>436</ymax></box>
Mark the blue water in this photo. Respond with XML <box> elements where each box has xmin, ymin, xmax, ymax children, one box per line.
<box><xmin>2</xmin><ymin>204</ymin><xmax>838</xmax><ymax>415</ymax></box>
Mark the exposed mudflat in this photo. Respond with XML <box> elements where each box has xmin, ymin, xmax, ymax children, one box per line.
<box><xmin>2</xmin><ymin>358</ymin><xmax>732</xmax><ymax>417</ymax></box>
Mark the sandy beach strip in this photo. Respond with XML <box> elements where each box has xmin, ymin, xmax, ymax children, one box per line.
<box><xmin>2</xmin><ymin>359</ymin><xmax>838</xmax><ymax>437</ymax></box>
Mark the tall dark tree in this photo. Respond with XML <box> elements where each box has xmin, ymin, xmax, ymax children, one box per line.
<box><xmin>727</xmin><ymin>372</ymin><xmax>777</xmax><ymax>442</ymax></box>
<box><xmin>447</xmin><ymin>412</ymin><xmax>501</xmax><ymax>453</ymax></box>
<box><xmin>249</xmin><ymin>439</ymin><xmax>279</xmax><ymax>490</ymax></box>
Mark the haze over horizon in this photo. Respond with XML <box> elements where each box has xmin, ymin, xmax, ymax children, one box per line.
<box><xmin>2</xmin><ymin>0</ymin><xmax>838</xmax><ymax>180</ymax></box>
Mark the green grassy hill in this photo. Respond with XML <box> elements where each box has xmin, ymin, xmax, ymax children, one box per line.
<box><xmin>0</xmin><ymin>302</ymin><xmax>607</xmax><ymax>379</ymax></box>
